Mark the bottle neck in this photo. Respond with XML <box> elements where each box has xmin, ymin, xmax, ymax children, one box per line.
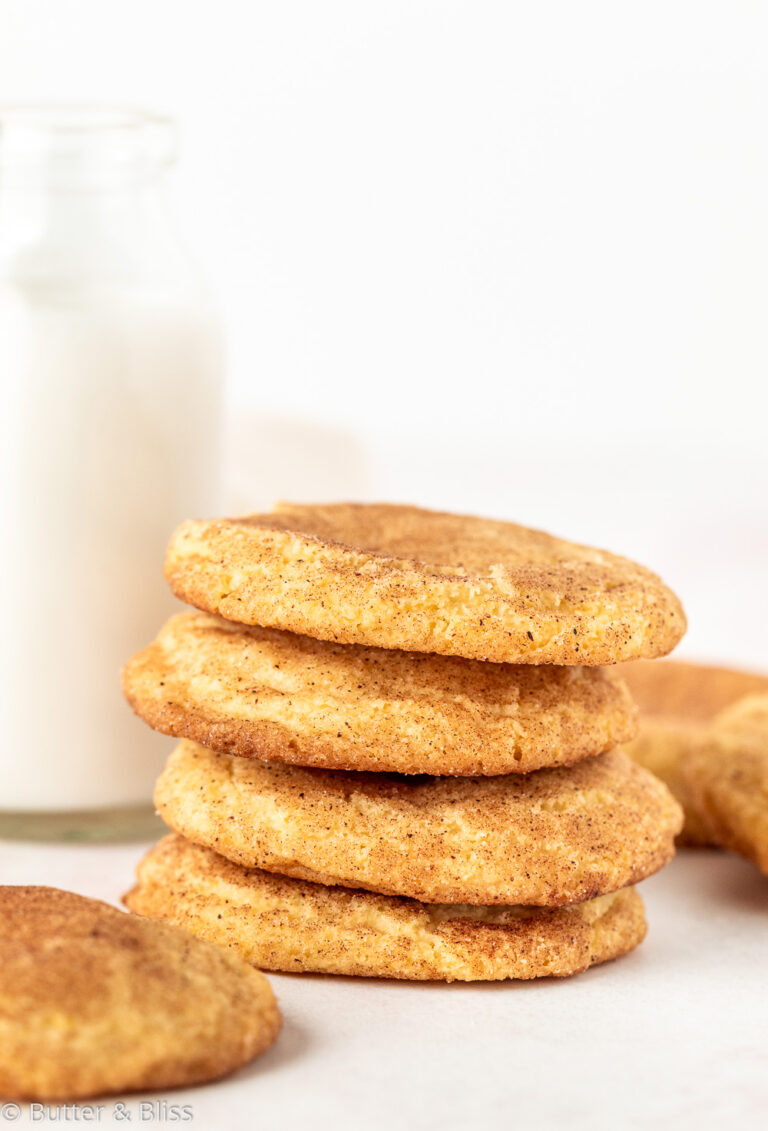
<box><xmin>0</xmin><ymin>173</ymin><xmax>185</xmax><ymax>288</ymax></box>
<box><xmin>0</xmin><ymin>105</ymin><xmax>181</xmax><ymax>284</ymax></box>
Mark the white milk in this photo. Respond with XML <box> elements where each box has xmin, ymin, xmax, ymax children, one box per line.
<box><xmin>0</xmin><ymin>107</ymin><xmax>223</xmax><ymax>812</ymax></box>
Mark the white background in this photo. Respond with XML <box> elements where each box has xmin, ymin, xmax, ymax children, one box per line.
<box><xmin>2</xmin><ymin>7</ymin><xmax>767</xmax><ymax>1130</ymax></box>
<box><xmin>3</xmin><ymin>0</ymin><xmax>767</xmax><ymax>668</ymax></box>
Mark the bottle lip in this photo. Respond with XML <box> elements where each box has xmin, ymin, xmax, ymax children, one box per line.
<box><xmin>0</xmin><ymin>103</ymin><xmax>177</xmax><ymax>188</ymax></box>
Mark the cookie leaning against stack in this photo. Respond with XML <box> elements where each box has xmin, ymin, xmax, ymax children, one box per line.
<box><xmin>623</xmin><ymin>657</ymin><xmax>768</xmax><ymax>876</ymax></box>
<box><xmin>124</xmin><ymin>503</ymin><xmax>685</xmax><ymax>982</ymax></box>
<box><xmin>623</xmin><ymin>659</ymin><xmax>768</xmax><ymax>846</ymax></box>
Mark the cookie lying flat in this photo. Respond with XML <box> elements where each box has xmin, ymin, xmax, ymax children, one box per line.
<box><xmin>622</xmin><ymin>660</ymin><xmax>768</xmax><ymax>845</ymax></box>
<box><xmin>126</xmin><ymin>834</ymin><xmax>647</xmax><ymax>982</ymax></box>
<box><xmin>165</xmin><ymin>503</ymin><xmax>685</xmax><ymax>665</ymax></box>
<box><xmin>155</xmin><ymin>741</ymin><xmax>682</xmax><ymax>906</ymax></box>
<box><xmin>124</xmin><ymin>611</ymin><xmax>637</xmax><ymax>776</ymax></box>
<box><xmin>0</xmin><ymin>886</ymin><xmax>280</xmax><ymax>1101</ymax></box>
<box><xmin>683</xmin><ymin>695</ymin><xmax>768</xmax><ymax>875</ymax></box>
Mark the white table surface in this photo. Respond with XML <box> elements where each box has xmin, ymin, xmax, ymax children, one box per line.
<box><xmin>0</xmin><ymin>838</ymin><xmax>765</xmax><ymax>1131</ymax></box>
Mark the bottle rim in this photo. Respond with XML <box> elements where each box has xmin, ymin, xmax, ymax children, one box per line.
<box><xmin>0</xmin><ymin>103</ymin><xmax>177</xmax><ymax>187</ymax></box>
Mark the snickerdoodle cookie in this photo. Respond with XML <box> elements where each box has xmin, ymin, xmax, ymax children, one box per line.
<box><xmin>155</xmin><ymin>741</ymin><xmax>682</xmax><ymax>906</ymax></box>
<box><xmin>125</xmin><ymin>834</ymin><xmax>647</xmax><ymax>982</ymax></box>
<box><xmin>622</xmin><ymin>660</ymin><xmax>768</xmax><ymax>845</ymax></box>
<box><xmin>0</xmin><ymin>886</ymin><xmax>280</xmax><ymax>1100</ymax></box>
<box><xmin>124</xmin><ymin>611</ymin><xmax>637</xmax><ymax>775</ymax></box>
<box><xmin>164</xmin><ymin>503</ymin><xmax>685</xmax><ymax>665</ymax></box>
<box><xmin>683</xmin><ymin>694</ymin><xmax>768</xmax><ymax>875</ymax></box>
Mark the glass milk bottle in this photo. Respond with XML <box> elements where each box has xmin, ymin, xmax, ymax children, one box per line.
<box><xmin>0</xmin><ymin>106</ymin><xmax>223</xmax><ymax>839</ymax></box>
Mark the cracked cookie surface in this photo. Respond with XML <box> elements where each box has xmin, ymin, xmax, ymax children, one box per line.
<box><xmin>154</xmin><ymin>741</ymin><xmax>683</xmax><ymax>906</ymax></box>
<box><xmin>0</xmin><ymin>885</ymin><xmax>280</xmax><ymax>1100</ymax></box>
<box><xmin>126</xmin><ymin>834</ymin><xmax>647</xmax><ymax>982</ymax></box>
<box><xmin>164</xmin><ymin>503</ymin><xmax>686</xmax><ymax>665</ymax></box>
<box><xmin>124</xmin><ymin>611</ymin><xmax>638</xmax><ymax>775</ymax></box>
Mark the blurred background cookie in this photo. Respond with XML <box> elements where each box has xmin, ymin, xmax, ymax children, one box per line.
<box><xmin>623</xmin><ymin>660</ymin><xmax>768</xmax><ymax>844</ymax></box>
<box><xmin>683</xmin><ymin>695</ymin><xmax>768</xmax><ymax>876</ymax></box>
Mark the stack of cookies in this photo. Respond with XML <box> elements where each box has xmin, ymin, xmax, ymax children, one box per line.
<box><xmin>124</xmin><ymin>503</ymin><xmax>685</xmax><ymax>982</ymax></box>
